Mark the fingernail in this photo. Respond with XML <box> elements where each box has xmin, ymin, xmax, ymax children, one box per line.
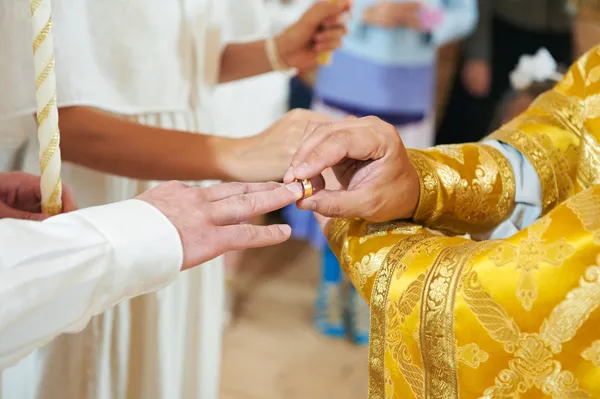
<box><xmin>278</xmin><ymin>225</ymin><xmax>292</xmax><ymax>236</ymax></box>
<box><xmin>285</xmin><ymin>182</ymin><xmax>303</xmax><ymax>197</ymax></box>
<box><xmin>283</xmin><ymin>167</ymin><xmax>294</xmax><ymax>182</ymax></box>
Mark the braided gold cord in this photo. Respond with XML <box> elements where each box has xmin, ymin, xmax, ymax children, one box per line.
<box><xmin>31</xmin><ymin>0</ymin><xmax>62</xmax><ymax>215</ymax></box>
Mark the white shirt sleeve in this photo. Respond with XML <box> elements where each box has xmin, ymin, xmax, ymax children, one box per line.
<box><xmin>0</xmin><ymin>199</ymin><xmax>183</xmax><ymax>368</ymax></box>
<box><xmin>472</xmin><ymin>140</ymin><xmax>543</xmax><ymax>240</ymax></box>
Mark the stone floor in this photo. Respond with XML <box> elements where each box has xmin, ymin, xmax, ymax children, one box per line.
<box><xmin>220</xmin><ymin>239</ymin><xmax>368</xmax><ymax>399</ymax></box>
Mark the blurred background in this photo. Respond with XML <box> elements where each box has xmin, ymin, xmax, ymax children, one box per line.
<box><xmin>219</xmin><ymin>0</ymin><xmax>577</xmax><ymax>397</ymax></box>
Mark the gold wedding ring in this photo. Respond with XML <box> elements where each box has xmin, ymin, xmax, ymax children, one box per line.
<box><xmin>300</xmin><ymin>179</ymin><xmax>313</xmax><ymax>198</ymax></box>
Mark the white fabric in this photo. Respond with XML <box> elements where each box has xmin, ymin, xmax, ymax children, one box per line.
<box><xmin>1</xmin><ymin>110</ymin><xmax>225</xmax><ymax>399</ymax></box>
<box><xmin>0</xmin><ymin>199</ymin><xmax>182</xmax><ymax>369</ymax></box>
<box><xmin>0</xmin><ymin>1</ymin><xmax>237</xmax><ymax>398</ymax></box>
<box><xmin>0</xmin><ymin>0</ymin><xmax>226</xmax><ymax>118</ymax></box>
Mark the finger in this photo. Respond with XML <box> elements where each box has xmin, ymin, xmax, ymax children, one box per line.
<box><xmin>293</xmin><ymin>127</ymin><xmax>384</xmax><ymax>181</ymax></box>
<box><xmin>314</xmin><ymin>27</ymin><xmax>346</xmax><ymax>43</ymax></box>
<box><xmin>314</xmin><ymin>38</ymin><xmax>343</xmax><ymax>53</ymax></box>
<box><xmin>220</xmin><ymin>223</ymin><xmax>292</xmax><ymax>252</ymax></box>
<box><xmin>296</xmin><ymin>188</ymin><xmax>374</xmax><ymax>218</ymax></box>
<box><xmin>289</xmin><ymin>118</ymin><xmax>361</xmax><ymax>166</ymax></box>
<box><xmin>282</xmin><ymin>118</ymin><xmax>372</xmax><ymax>184</ymax></box>
<box><xmin>303</xmin><ymin>0</ymin><xmax>351</xmax><ymax>30</ymax></box>
<box><xmin>211</xmin><ymin>182</ymin><xmax>303</xmax><ymax>225</ymax></box>
<box><xmin>202</xmin><ymin>181</ymin><xmax>282</xmax><ymax>202</ymax></box>
<box><xmin>0</xmin><ymin>203</ymin><xmax>47</xmax><ymax>221</ymax></box>
<box><xmin>61</xmin><ymin>184</ymin><xmax>78</xmax><ymax>212</ymax></box>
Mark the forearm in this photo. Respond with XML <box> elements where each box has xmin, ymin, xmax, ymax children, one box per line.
<box><xmin>408</xmin><ymin>143</ymin><xmax>517</xmax><ymax>235</ymax></box>
<box><xmin>0</xmin><ymin>200</ymin><xmax>182</xmax><ymax>368</ymax></box>
<box><xmin>218</xmin><ymin>40</ymin><xmax>274</xmax><ymax>84</ymax></box>
<box><xmin>59</xmin><ymin>106</ymin><xmax>243</xmax><ymax>181</ymax></box>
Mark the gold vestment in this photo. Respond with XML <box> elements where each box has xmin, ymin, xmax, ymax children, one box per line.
<box><xmin>327</xmin><ymin>45</ymin><xmax>600</xmax><ymax>398</ymax></box>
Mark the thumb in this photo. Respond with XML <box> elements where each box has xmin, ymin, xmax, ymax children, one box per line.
<box><xmin>296</xmin><ymin>188</ymin><xmax>373</xmax><ymax>219</ymax></box>
<box><xmin>302</xmin><ymin>0</ymin><xmax>349</xmax><ymax>30</ymax></box>
<box><xmin>0</xmin><ymin>203</ymin><xmax>48</xmax><ymax>221</ymax></box>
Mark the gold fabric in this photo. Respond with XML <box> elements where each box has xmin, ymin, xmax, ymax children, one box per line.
<box><xmin>409</xmin><ymin>144</ymin><xmax>516</xmax><ymax>235</ymax></box>
<box><xmin>326</xmin><ymin>45</ymin><xmax>600</xmax><ymax>398</ymax></box>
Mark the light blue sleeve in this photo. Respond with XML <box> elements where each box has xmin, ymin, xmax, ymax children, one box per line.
<box><xmin>430</xmin><ymin>0</ymin><xmax>478</xmax><ymax>46</ymax></box>
<box><xmin>472</xmin><ymin>140</ymin><xmax>542</xmax><ymax>240</ymax></box>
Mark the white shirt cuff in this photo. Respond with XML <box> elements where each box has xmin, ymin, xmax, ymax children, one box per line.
<box><xmin>75</xmin><ymin>199</ymin><xmax>183</xmax><ymax>299</ymax></box>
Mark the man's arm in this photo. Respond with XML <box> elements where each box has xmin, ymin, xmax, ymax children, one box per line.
<box><xmin>0</xmin><ymin>200</ymin><xmax>183</xmax><ymax>368</ymax></box>
<box><xmin>0</xmin><ymin>178</ymin><xmax>303</xmax><ymax>368</ymax></box>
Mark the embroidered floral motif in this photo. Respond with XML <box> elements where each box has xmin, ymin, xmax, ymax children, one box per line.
<box><xmin>456</xmin><ymin>343</ymin><xmax>489</xmax><ymax>369</ymax></box>
<box><xmin>581</xmin><ymin>341</ymin><xmax>600</xmax><ymax>367</ymax></box>
<box><xmin>489</xmin><ymin>217</ymin><xmax>575</xmax><ymax>310</ymax></box>
<box><xmin>463</xmin><ymin>264</ymin><xmax>600</xmax><ymax>398</ymax></box>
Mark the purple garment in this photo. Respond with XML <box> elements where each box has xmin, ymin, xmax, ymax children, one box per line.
<box><xmin>315</xmin><ymin>50</ymin><xmax>435</xmax><ymax>115</ymax></box>
<box><xmin>282</xmin><ymin>206</ymin><xmax>328</xmax><ymax>250</ymax></box>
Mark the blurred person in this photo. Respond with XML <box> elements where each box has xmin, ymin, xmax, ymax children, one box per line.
<box><xmin>0</xmin><ymin>1</ymin><xmax>348</xmax><ymax>398</ymax></box>
<box><xmin>0</xmin><ymin>172</ymin><xmax>303</xmax><ymax>369</ymax></box>
<box><xmin>283</xmin><ymin>38</ymin><xmax>600</xmax><ymax>397</ymax></box>
<box><xmin>436</xmin><ymin>0</ymin><xmax>573</xmax><ymax>145</ymax></box>
<box><xmin>284</xmin><ymin>0</ymin><xmax>477</xmax><ymax>344</ymax></box>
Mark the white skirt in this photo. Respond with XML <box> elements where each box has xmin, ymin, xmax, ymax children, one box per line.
<box><xmin>1</xmin><ymin>110</ymin><xmax>225</xmax><ymax>399</ymax></box>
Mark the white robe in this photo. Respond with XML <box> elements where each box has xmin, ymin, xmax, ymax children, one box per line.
<box><xmin>0</xmin><ymin>1</ymin><xmax>284</xmax><ymax>398</ymax></box>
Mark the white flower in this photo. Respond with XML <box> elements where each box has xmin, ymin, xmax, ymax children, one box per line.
<box><xmin>509</xmin><ymin>48</ymin><xmax>562</xmax><ymax>91</ymax></box>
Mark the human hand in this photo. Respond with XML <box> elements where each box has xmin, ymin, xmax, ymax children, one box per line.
<box><xmin>363</xmin><ymin>1</ymin><xmax>423</xmax><ymax>30</ymax></box>
<box><xmin>462</xmin><ymin>59</ymin><xmax>491</xmax><ymax>97</ymax></box>
<box><xmin>276</xmin><ymin>0</ymin><xmax>350</xmax><ymax>71</ymax></box>
<box><xmin>226</xmin><ymin>109</ymin><xmax>334</xmax><ymax>182</ymax></box>
<box><xmin>0</xmin><ymin>172</ymin><xmax>77</xmax><ymax>220</ymax></box>
<box><xmin>283</xmin><ymin>116</ymin><xmax>420</xmax><ymax>222</ymax></box>
<box><xmin>137</xmin><ymin>180</ymin><xmax>304</xmax><ymax>270</ymax></box>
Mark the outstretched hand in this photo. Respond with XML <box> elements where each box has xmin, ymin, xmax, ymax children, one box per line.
<box><xmin>283</xmin><ymin>116</ymin><xmax>420</xmax><ymax>223</ymax></box>
<box><xmin>0</xmin><ymin>172</ymin><xmax>77</xmax><ymax>220</ymax></box>
<box><xmin>137</xmin><ymin>180</ymin><xmax>304</xmax><ymax>270</ymax></box>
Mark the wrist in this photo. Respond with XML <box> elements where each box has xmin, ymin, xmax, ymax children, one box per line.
<box><xmin>274</xmin><ymin>33</ymin><xmax>293</xmax><ymax>70</ymax></box>
<box><xmin>206</xmin><ymin>136</ymin><xmax>247</xmax><ymax>182</ymax></box>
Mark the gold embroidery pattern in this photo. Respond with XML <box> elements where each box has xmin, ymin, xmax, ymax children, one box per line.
<box><xmin>490</xmin><ymin>127</ymin><xmax>559</xmax><ymax>214</ymax></box>
<box><xmin>370</xmin><ymin>234</ymin><xmax>435</xmax><ymax>399</ymax></box>
<box><xmin>351</xmin><ymin>246</ymin><xmax>393</xmax><ymax>291</ymax></box>
<box><xmin>387</xmin><ymin>273</ymin><xmax>427</xmax><ymax>398</ymax></box>
<box><xmin>530</xmin><ymin>89</ymin><xmax>586</xmax><ymax>136</ymax></box>
<box><xmin>359</xmin><ymin>222</ymin><xmax>423</xmax><ymax>244</ymax></box>
<box><xmin>463</xmin><ymin>264</ymin><xmax>600</xmax><ymax>398</ymax></box>
<box><xmin>566</xmin><ymin>188</ymin><xmax>600</xmax><ymax>243</ymax></box>
<box><xmin>420</xmin><ymin>242</ymin><xmax>476</xmax><ymax>399</ymax></box>
<box><xmin>581</xmin><ymin>341</ymin><xmax>600</xmax><ymax>367</ymax></box>
<box><xmin>489</xmin><ymin>217</ymin><xmax>575</xmax><ymax>310</ymax></box>
<box><xmin>375</xmin><ymin>235</ymin><xmax>442</xmax><ymax>399</ymax></box>
<box><xmin>409</xmin><ymin>150</ymin><xmax>440</xmax><ymax>224</ymax></box>
<box><xmin>435</xmin><ymin>145</ymin><xmax>465</xmax><ymax>164</ymax></box>
<box><xmin>456</xmin><ymin>343</ymin><xmax>489</xmax><ymax>369</ymax></box>
<box><xmin>578</xmin><ymin>131</ymin><xmax>600</xmax><ymax>189</ymax></box>
<box><xmin>410</xmin><ymin>144</ymin><xmax>516</xmax><ymax>235</ymax></box>
<box><xmin>327</xmin><ymin>218</ymin><xmax>352</xmax><ymax>255</ymax></box>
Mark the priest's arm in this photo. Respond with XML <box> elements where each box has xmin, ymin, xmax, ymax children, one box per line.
<box><xmin>300</xmin><ymin>45</ymin><xmax>600</xmax><ymax>398</ymax></box>
<box><xmin>325</xmin><ymin>186</ymin><xmax>600</xmax><ymax>398</ymax></box>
